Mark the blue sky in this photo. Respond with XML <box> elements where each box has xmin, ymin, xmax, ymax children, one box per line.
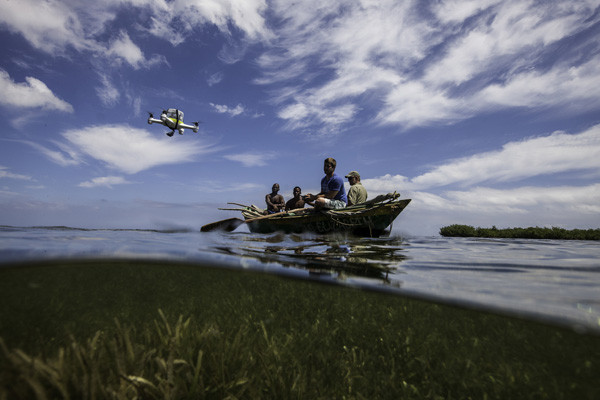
<box><xmin>1</xmin><ymin>0</ymin><xmax>599</xmax><ymax>236</ymax></box>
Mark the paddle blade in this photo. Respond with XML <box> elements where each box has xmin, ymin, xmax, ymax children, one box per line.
<box><xmin>201</xmin><ymin>218</ymin><xmax>244</xmax><ymax>232</ymax></box>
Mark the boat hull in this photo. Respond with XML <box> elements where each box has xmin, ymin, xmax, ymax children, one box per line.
<box><xmin>245</xmin><ymin>199</ymin><xmax>411</xmax><ymax>237</ymax></box>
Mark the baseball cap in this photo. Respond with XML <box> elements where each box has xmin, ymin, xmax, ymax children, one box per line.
<box><xmin>345</xmin><ymin>171</ymin><xmax>360</xmax><ymax>178</ymax></box>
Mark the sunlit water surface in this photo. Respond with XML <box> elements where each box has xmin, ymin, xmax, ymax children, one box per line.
<box><xmin>1</xmin><ymin>225</ymin><xmax>599</xmax><ymax>333</ymax></box>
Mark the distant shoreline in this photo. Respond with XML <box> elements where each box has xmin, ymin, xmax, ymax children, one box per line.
<box><xmin>440</xmin><ymin>225</ymin><xmax>600</xmax><ymax>240</ymax></box>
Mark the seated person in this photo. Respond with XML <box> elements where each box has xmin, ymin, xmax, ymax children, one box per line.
<box><xmin>304</xmin><ymin>157</ymin><xmax>347</xmax><ymax>210</ymax></box>
<box><xmin>345</xmin><ymin>171</ymin><xmax>368</xmax><ymax>205</ymax></box>
<box><xmin>285</xmin><ymin>186</ymin><xmax>305</xmax><ymax>211</ymax></box>
<box><xmin>264</xmin><ymin>183</ymin><xmax>285</xmax><ymax>214</ymax></box>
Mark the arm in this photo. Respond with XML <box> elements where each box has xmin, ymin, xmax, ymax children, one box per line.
<box><xmin>275</xmin><ymin>195</ymin><xmax>285</xmax><ymax>210</ymax></box>
<box><xmin>324</xmin><ymin>190</ymin><xmax>338</xmax><ymax>200</ymax></box>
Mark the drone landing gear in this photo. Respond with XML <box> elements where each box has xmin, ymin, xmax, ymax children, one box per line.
<box><xmin>166</xmin><ymin>131</ymin><xmax>174</xmax><ymax>137</ymax></box>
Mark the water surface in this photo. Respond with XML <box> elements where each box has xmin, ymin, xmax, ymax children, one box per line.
<box><xmin>1</xmin><ymin>225</ymin><xmax>599</xmax><ymax>333</ymax></box>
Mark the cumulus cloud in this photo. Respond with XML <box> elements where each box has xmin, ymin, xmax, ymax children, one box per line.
<box><xmin>223</xmin><ymin>151</ymin><xmax>276</xmax><ymax>167</ymax></box>
<box><xmin>79</xmin><ymin>176</ymin><xmax>133</xmax><ymax>188</ymax></box>
<box><xmin>0</xmin><ymin>69</ymin><xmax>73</xmax><ymax>112</ymax></box>
<box><xmin>58</xmin><ymin>125</ymin><xmax>217</xmax><ymax>174</ymax></box>
<box><xmin>210</xmin><ymin>103</ymin><xmax>245</xmax><ymax>116</ymax></box>
<box><xmin>105</xmin><ymin>30</ymin><xmax>167</xmax><ymax>69</ymax></box>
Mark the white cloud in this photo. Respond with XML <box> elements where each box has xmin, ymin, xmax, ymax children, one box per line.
<box><xmin>0</xmin><ymin>166</ymin><xmax>33</xmax><ymax>181</ymax></box>
<box><xmin>204</xmin><ymin>181</ymin><xmax>263</xmax><ymax>193</ymax></box>
<box><xmin>18</xmin><ymin>139</ymin><xmax>83</xmax><ymax>167</ymax></box>
<box><xmin>139</xmin><ymin>0</ymin><xmax>273</xmax><ymax>49</ymax></box>
<box><xmin>475</xmin><ymin>55</ymin><xmax>600</xmax><ymax>110</ymax></box>
<box><xmin>207</xmin><ymin>72</ymin><xmax>224</xmax><ymax>86</ymax></box>
<box><xmin>360</xmin><ymin>124</ymin><xmax>600</xmax><ymax>233</ymax></box>
<box><xmin>402</xmin><ymin>183</ymin><xmax>600</xmax><ymax>220</ymax></box>
<box><xmin>361</xmin><ymin>174</ymin><xmax>410</xmax><ymax>192</ymax></box>
<box><xmin>131</xmin><ymin>96</ymin><xmax>142</xmax><ymax>117</ymax></box>
<box><xmin>365</xmin><ymin>124</ymin><xmax>600</xmax><ymax>192</ymax></box>
<box><xmin>105</xmin><ymin>31</ymin><xmax>146</xmax><ymax>69</ymax></box>
<box><xmin>0</xmin><ymin>0</ymin><xmax>272</xmax><ymax>53</ymax></box>
<box><xmin>0</xmin><ymin>69</ymin><xmax>73</xmax><ymax>112</ymax></box>
<box><xmin>257</xmin><ymin>0</ymin><xmax>600</xmax><ymax>132</ymax></box>
<box><xmin>96</xmin><ymin>74</ymin><xmax>120</xmax><ymax>107</ymax></box>
<box><xmin>0</xmin><ymin>0</ymin><xmax>98</xmax><ymax>54</ymax></box>
<box><xmin>443</xmin><ymin>184</ymin><xmax>600</xmax><ymax>213</ymax></box>
<box><xmin>210</xmin><ymin>103</ymin><xmax>245</xmax><ymax>116</ymax></box>
<box><xmin>61</xmin><ymin>125</ymin><xmax>217</xmax><ymax>174</ymax></box>
<box><xmin>410</xmin><ymin>124</ymin><xmax>600</xmax><ymax>189</ymax></box>
<box><xmin>104</xmin><ymin>30</ymin><xmax>167</xmax><ymax>69</ymax></box>
<box><xmin>223</xmin><ymin>151</ymin><xmax>275</xmax><ymax>167</ymax></box>
<box><xmin>79</xmin><ymin>176</ymin><xmax>133</xmax><ymax>188</ymax></box>
<box><xmin>432</xmin><ymin>0</ymin><xmax>502</xmax><ymax>24</ymax></box>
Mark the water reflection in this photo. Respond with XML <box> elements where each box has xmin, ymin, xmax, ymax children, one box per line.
<box><xmin>210</xmin><ymin>232</ymin><xmax>409</xmax><ymax>282</ymax></box>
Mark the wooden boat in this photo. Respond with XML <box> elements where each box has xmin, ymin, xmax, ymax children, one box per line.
<box><xmin>230</xmin><ymin>192</ymin><xmax>411</xmax><ymax>237</ymax></box>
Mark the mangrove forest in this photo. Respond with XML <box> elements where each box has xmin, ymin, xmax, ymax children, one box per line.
<box><xmin>439</xmin><ymin>224</ymin><xmax>600</xmax><ymax>240</ymax></box>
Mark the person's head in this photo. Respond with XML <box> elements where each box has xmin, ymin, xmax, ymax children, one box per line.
<box><xmin>345</xmin><ymin>171</ymin><xmax>360</xmax><ymax>185</ymax></box>
<box><xmin>272</xmin><ymin>183</ymin><xmax>280</xmax><ymax>193</ymax></box>
<box><xmin>293</xmin><ymin>186</ymin><xmax>301</xmax><ymax>197</ymax></box>
<box><xmin>323</xmin><ymin>157</ymin><xmax>337</xmax><ymax>174</ymax></box>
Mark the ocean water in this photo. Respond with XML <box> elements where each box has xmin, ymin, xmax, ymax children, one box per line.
<box><xmin>1</xmin><ymin>225</ymin><xmax>599</xmax><ymax>334</ymax></box>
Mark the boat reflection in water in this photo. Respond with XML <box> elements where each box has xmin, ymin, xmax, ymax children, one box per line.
<box><xmin>211</xmin><ymin>231</ymin><xmax>409</xmax><ymax>283</ymax></box>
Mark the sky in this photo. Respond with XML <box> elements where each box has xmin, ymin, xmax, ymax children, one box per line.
<box><xmin>0</xmin><ymin>0</ymin><xmax>599</xmax><ymax>236</ymax></box>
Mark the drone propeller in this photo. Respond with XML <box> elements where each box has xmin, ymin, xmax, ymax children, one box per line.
<box><xmin>147</xmin><ymin>111</ymin><xmax>154</xmax><ymax>118</ymax></box>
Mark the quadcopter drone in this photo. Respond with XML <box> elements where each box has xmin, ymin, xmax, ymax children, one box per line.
<box><xmin>147</xmin><ymin>108</ymin><xmax>200</xmax><ymax>137</ymax></box>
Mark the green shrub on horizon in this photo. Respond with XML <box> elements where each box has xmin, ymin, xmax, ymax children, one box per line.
<box><xmin>440</xmin><ymin>224</ymin><xmax>600</xmax><ymax>240</ymax></box>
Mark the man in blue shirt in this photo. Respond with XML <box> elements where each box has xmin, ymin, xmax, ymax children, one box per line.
<box><xmin>305</xmin><ymin>157</ymin><xmax>347</xmax><ymax>210</ymax></box>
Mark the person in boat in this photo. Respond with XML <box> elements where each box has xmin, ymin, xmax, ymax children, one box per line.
<box><xmin>345</xmin><ymin>171</ymin><xmax>368</xmax><ymax>206</ymax></box>
<box><xmin>304</xmin><ymin>157</ymin><xmax>348</xmax><ymax>210</ymax></box>
<box><xmin>285</xmin><ymin>186</ymin><xmax>305</xmax><ymax>211</ymax></box>
<box><xmin>264</xmin><ymin>183</ymin><xmax>285</xmax><ymax>214</ymax></box>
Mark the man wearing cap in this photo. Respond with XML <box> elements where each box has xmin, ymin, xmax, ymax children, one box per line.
<box><xmin>345</xmin><ymin>171</ymin><xmax>368</xmax><ymax>206</ymax></box>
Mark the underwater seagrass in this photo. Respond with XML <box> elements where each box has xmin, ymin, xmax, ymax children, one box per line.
<box><xmin>1</xmin><ymin>260</ymin><xmax>599</xmax><ymax>399</ymax></box>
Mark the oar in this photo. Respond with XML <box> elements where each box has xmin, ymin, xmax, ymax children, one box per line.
<box><xmin>200</xmin><ymin>217</ymin><xmax>245</xmax><ymax>232</ymax></box>
<box><xmin>201</xmin><ymin>208</ymin><xmax>307</xmax><ymax>232</ymax></box>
